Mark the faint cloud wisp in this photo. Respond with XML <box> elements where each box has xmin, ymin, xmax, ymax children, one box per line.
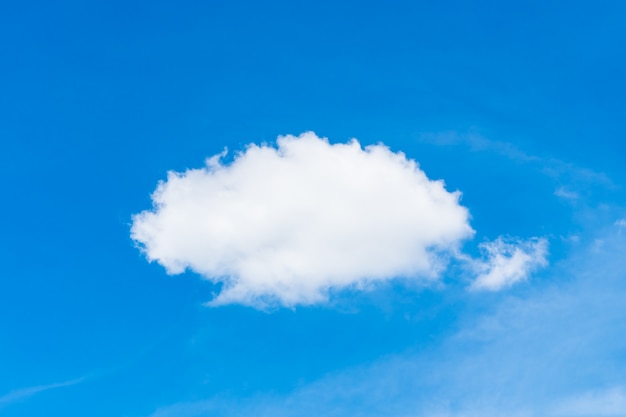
<box><xmin>0</xmin><ymin>377</ymin><xmax>85</xmax><ymax>408</ymax></box>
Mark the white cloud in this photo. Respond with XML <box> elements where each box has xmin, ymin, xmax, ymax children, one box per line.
<box><xmin>131</xmin><ymin>132</ymin><xmax>475</xmax><ymax>307</ymax></box>
<box><xmin>470</xmin><ymin>237</ymin><xmax>548</xmax><ymax>291</ymax></box>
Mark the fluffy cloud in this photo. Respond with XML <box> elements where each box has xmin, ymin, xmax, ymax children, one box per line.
<box><xmin>131</xmin><ymin>132</ymin><xmax>474</xmax><ymax>307</ymax></box>
<box><xmin>470</xmin><ymin>237</ymin><xmax>548</xmax><ymax>291</ymax></box>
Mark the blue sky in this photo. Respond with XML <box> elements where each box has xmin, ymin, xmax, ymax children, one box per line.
<box><xmin>1</xmin><ymin>1</ymin><xmax>626</xmax><ymax>416</ymax></box>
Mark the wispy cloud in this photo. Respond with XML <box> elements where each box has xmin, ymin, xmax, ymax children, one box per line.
<box><xmin>145</xmin><ymin>225</ymin><xmax>626</xmax><ymax>417</ymax></box>
<box><xmin>554</xmin><ymin>187</ymin><xmax>579</xmax><ymax>200</ymax></box>
<box><xmin>552</xmin><ymin>387</ymin><xmax>626</xmax><ymax>416</ymax></box>
<box><xmin>0</xmin><ymin>377</ymin><xmax>85</xmax><ymax>408</ymax></box>
<box><xmin>419</xmin><ymin>131</ymin><xmax>615</xmax><ymax>191</ymax></box>
<box><xmin>419</xmin><ymin>131</ymin><xmax>539</xmax><ymax>163</ymax></box>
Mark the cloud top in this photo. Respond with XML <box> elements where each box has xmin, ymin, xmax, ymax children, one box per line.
<box><xmin>131</xmin><ymin>132</ymin><xmax>474</xmax><ymax>307</ymax></box>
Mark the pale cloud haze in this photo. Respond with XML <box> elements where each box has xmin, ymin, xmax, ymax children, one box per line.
<box><xmin>0</xmin><ymin>378</ymin><xmax>85</xmax><ymax>408</ymax></box>
<box><xmin>145</xmin><ymin>230</ymin><xmax>626</xmax><ymax>417</ymax></box>
<box><xmin>552</xmin><ymin>387</ymin><xmax>626</xmax><ymax>416</ymax></box>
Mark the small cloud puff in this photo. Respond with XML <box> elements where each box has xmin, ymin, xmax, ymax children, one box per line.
<box><xmin>131</xmin><ymin>132</ymin><xmax>475</xmax><ymax>307</ymax></box>
<box><xmin>470</xmin><ymin>237</ymin><xmax>549</xmax><ymax>291</ymax></box>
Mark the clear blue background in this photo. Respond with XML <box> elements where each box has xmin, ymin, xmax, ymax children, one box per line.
<box><xmin>1</xmin><ymin>1</ymin><xmax>625</xmax><ymax>416</ymax></box>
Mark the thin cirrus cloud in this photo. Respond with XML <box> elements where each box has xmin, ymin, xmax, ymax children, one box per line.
<box><xmin>145</xmin><ymin>227</ymin><xmax>626</xmax><ymax>417</ymax></box>
<box><xmin>552</xmin><ymin>387</ymin><xmax>626</xmax><ymax>416</ymax></box>
<box><xmin>0</xmin><ymin>378</ymin><xmax>85</xmax><ymax>408</ymax></box>
<box><xmin>131</xmin><ymin>132</ymin><xmax>545</xmax><ymax>307</ymax></box>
